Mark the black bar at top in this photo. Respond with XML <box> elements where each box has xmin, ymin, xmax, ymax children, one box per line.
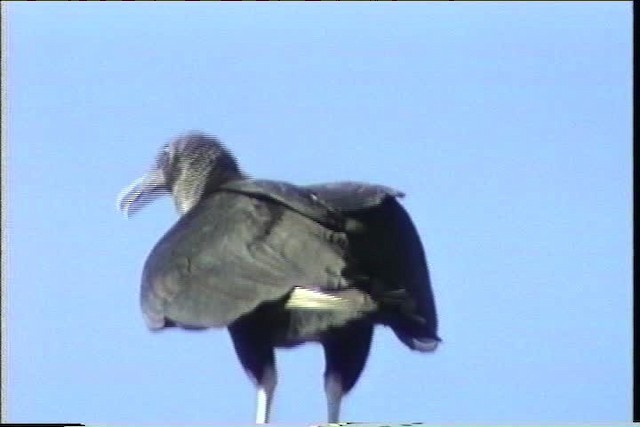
<box><xmin>0</xmin><ymin>424</ymin><xmax>84</xmax><ymax>427</ymax></box>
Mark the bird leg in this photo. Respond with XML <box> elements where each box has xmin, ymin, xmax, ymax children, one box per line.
<box><xmin>324</xmin><ymin>372</ymin><xmax>343</xmax><ymax>423</ymax></box>
<box><xmin>255</xmin><ymin>365</ymin><xmax>277</xmax><ymax>424</ymax></box>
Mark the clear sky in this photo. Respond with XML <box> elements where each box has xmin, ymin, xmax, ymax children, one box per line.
<box><xmin>4</xmin><ymin>2</ymin><xmax>632</xmax><ymax>425</ymax></box>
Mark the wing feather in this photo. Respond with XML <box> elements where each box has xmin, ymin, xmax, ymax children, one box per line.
<box><xmin>141</xmin><ymin>190</ymin><xmax>350</xmax><ymax>330</ymax></box>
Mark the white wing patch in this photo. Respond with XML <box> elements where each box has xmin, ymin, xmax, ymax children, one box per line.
<box><xmin>285</xmin><ymin>287</ymin><xmax>353</xmax><ymax>311</ymax></box>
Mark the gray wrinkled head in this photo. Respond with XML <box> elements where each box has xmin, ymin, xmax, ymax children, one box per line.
<box><xmin>117</xmin><ymin>132</ymin><xmax>243</xmax><ymax>217</ymax></box>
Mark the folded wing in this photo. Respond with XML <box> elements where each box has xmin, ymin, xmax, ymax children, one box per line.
<box><xmin>141</xmin><ymin>187</ymin><xmax>350</xmax><ymax>330</ymax></box>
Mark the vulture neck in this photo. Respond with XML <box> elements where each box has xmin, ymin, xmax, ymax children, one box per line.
<box><xmin>173</xmin><ymin>168</ymin><xmax>246</xmax><ymax>216</ymax></box>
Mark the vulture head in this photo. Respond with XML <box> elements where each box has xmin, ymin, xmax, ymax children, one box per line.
<box><xmin>117</xmin><ymin>132</ymin><xmax>243</xmax><ymax>217</ymax></box>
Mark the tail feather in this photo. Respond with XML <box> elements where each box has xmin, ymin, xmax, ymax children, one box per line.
<box><xmin>376</xmin><ymin>288</ymin><xmax>441</xmax><ymax>352</ymax></box>
<box><xmin>395</xmin><ymin>332</ymin><xmax>440</xmax><ymax>352</ymax></box>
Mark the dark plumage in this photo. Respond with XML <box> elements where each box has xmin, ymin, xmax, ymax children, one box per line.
<box><xmin>117</xmin><ymin>132</ymin><xmax>440</xmax><ymax>423</ymax></box>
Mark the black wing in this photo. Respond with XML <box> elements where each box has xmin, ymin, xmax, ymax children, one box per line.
<box><xmin>141</xmin><ymin>187</ymin><xmax>351</xmax><ymax>330</ymax></box>
<box><xmin>141</xmin><ymin>178</ymin><xmax>438</xmax><ymax>348</ymax></box>
<box><xmin>220</xmin><ymin>179</ymin><xmax>438</xmax><ymax>344</ymax></box>
<box><xmin>307</xmin><ymin>182</ymin><xmax>440</xmax><ymax>348</ymax></box>
<box><xmin>220</xmin><ymin>179</ymin><xmax>345</xmax><ymax>231</ymax></box>
<box><xmin>306</xmin><ymin>181</ymin><xmax>405</xmax><ymax>211</ymax></box>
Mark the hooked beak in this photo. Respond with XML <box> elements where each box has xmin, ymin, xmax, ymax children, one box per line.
<box><xmin>116</xmin><ymin>169</ymin><xmax>168</xmax><ymax>218</ymax></box>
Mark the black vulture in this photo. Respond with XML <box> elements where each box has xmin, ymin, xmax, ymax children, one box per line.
<box><xmin>117</xmin><ymin>132</ymin><xmax>440</xmax><ymax>423</ymax></box>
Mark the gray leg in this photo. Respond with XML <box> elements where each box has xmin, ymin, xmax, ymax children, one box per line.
<box><xmin>228</xmin><ymin>319</ymin><xmax>277</xmax><ymax>424</ymax></box>
<box><xmin>321</xmin><ymin>321</ymin><xmax>374</xmax><ymax>423</ymax></box>
<box><xmin>324</xmin><ymin>372</ymin><xmax>343</xmax><ymax>423</ymax></box>
<box><xmin>255</xmin><ymin>364</ymin><xmax>277</xmax><ymax>424</ymax></box>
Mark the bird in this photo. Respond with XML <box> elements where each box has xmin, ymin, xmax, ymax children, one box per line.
<box><xmin>117</xmin><ymin>132</ymin><xmax>440</xmax><ymax>423</ymax></box>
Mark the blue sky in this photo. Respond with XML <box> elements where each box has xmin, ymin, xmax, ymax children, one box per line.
<box><xmin>4</xmin><ymin>2</ymin><xmax>632</xmax><ymax>425</ymax></box>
